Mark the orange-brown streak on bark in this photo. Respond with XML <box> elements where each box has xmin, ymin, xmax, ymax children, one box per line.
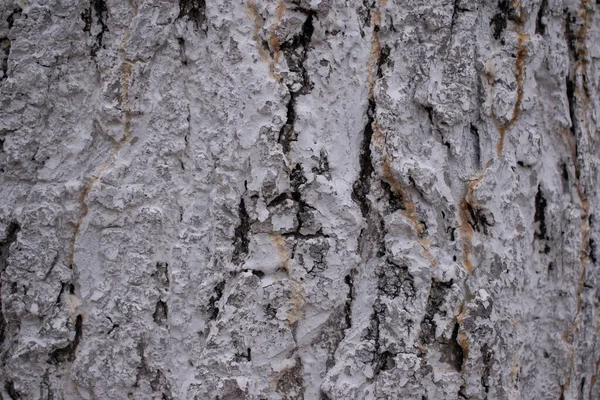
<box><xmin>68</xmin><ymin>25</ymin><xmax>136</xmax><ymax>269</ymax></box>
<box><xmin>366</xmin><ymin>7</ymin><xmax>381</xmax><ymax>100</ymax></box>
<box><xmin>247</xmin><ymin>0</ymin><xmax>280</xmax><ymax>80</ymax></box>
<box><xmin>268</xmin><ymin>0</ymin><xmax>285</xmax><ymax>63</ymax></box>
<box><xmin>458</xmin><ymin>173</ymin><xmax>485</xmax><ymax>274</ymax></box>
<box><xmin>456</xmin><ymin>306</ymin><xmax>470</xmax><ymax>367</ymax></box>
<box><xmin>495</xmin><ymin>29</ymin><xmax>529</xmax><ymax>154</ymax></box>
<box><xmin>269</xmin><ymin>233</ymin><xmax>305</xmax><ymax>325</ymax></box>
<box><xmin>382</xmin><ymin>160</ymin><xmax>437</xmax><ymax>266</ymax></box>
<box><xmin>458</xmin><ymin>198</ymin><xmax>474</xmax><ymax>274</ymax></box>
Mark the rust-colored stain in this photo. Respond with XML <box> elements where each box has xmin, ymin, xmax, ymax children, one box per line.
<box><xmin>268</xmin><ymin>0</ymin><xmax>285</xmax><ymax>64</ymax></box>
<box><xmin>455</xmin><ymin>305</ymin><xmax>469</xmax><ymax>367</ymax></box>
<box><xmin>509</xmin><ymin>352</ymin><xmax>519</xmax><ymax>380</ymax></box>
<box><xmin>247</xmin><ymin>0</ymin><xmax>281</xmax><ymax>81</ymax></box>
<box><xmin>287</xmin><ymin>282</ymin><xmax>305</xmax><ymax>325</ymax></box>
<box><xmin>382</xmin><ymin>159</ymin><xmax>436</xmax><ymax>266</ymax></box>
<box><xmin>68</xmin><ymin>20</ymin><xmax>136</xmax><ymax>269</ymax></box>
<box><xmin>371</xmin><ymin>121</ymin><xmax>386</xmax><ymax>149</ymax></box>
<box><xmin>366</xmin><ymin>4</ymin><xmax>382</xmax><ymax>100</ymax></box>
<box><xmin>458</xmin><ymin>172</ymin><xmax>485</xmax><ymax>274</ymax></box>
<box><xmin>495</xmin><ymin>29</ymin><xmax>529</xmax><ymax>155</ymax></box>
<box><xmin>269</xmin><ymin>233</ymin><xmax>290</xmax><ymax>272</ymax></box>
<box><xmin>559</xmin><ymin>0</ymin><xmax>593</xmax><ymax>375</ymax></box>
<box><xmin>458</xmin><ymin>198</ymin><xmax>474</xmax><ymax>274</ymax></box>
<box><xmin>268</xmin><ymin>234</ymin><xmax>304</xmax><ymax>325</ymax></box>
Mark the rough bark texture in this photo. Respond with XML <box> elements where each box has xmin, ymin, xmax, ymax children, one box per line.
<box><xmin>1</xmin><ymin>0</ymin><xmax>600</xmax><ymax>399</ymax></box>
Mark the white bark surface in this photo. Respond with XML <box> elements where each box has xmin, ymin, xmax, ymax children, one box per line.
<box><xmin>1</xmin><ymin>0</ymin><xmax>600</xmax><ymax>399</ymax></box>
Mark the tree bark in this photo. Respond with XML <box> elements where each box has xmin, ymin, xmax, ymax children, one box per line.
<box><xmin>1</xmin><ymin>0</ymin><xmax>600</xmax><ymax>399</ymax></box>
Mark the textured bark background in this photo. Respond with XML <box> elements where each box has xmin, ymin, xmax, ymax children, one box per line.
<box><xmin>1</xmin><ymin>0</ymin><xmax>600</xmax><ymax>398</ymax></box>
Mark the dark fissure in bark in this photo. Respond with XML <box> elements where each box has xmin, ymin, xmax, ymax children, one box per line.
<box><xmin>290</xmin><ymin>164</ymin><xmax>308</xmax><ymax>234</ymax></box>
<box><xmin>377</xmin><ymin>45</ymin><xmax>391</xmax><ymax>78</ymax></box>
<box><xmin>564</xmin><ymin>11</ymin><xmax>579</xmax><ymax>62</ymax></box>
<box><xmin>207</xmin><ymin>280</ymin><xmax>225</xmax><ymax>321</ymax></box>
<box><xmin>276</xmin><ymin>356</ymin><xmax>305</xmax><ymax>400</ymax></box>
<box><xmin>312</xmin><ymin>149</ymin><xmax>330</xmax><ymax>178</ymax></box>
<box><xmin>5</xmin><ymin>380</ymin><xmax>21</xmax><ymax>399</ymax></box>
<box><xmin>535</xmin><ymin>0</ymin><xmax>548</xmax><ymax>35</ymax></box>
<box><xmin>1</xmin><ymin>8</ymin><xmax>21</xmax><ymax>81</ymax></box>
<box><xmin>444</xmin><ymin>322</ymin><xmax>464</xmax><ymax>372</ymax></box>
<box><xmin>534</xmin><ymin>185</ymin><xmax>548</xmax><ymax>241</ymax></box>
<box><xmin>48</xmin><ymin>315</ymin><xmax>83</xmax><ymax>364</ymax></box>
<box><xmin>565</xmin><ymin>74</ymin><xmax>581</xmax><ymax>180</ymax></box>
<box><xmin>278</xmin><ymin>12</ymin><xmax>315</xmax><ymax>153</ymax></box>
<box><xmin>344</xmin><ymin>271</ymin><xmax>355</xmax><ymax>330</ymax></box>
<box><xmin>420</xmin><ymin>279</ymin><xmax>453</xmax><ymax>347</ymax></box>
<box><xmin>153</xmin><ymin>300</ymin><xmax>168</xmax><ymax>326</ymax></box>
<box><xmin>589</xmin><ymin>238</ymin><xmax>597</xmax><ymax>264</ymax></box>
<box><xmin>178</xmin><ymin>0</ymin><xmax>206</xmax><ymax>32</ymax></box>
<box><xmin>88</xmin><ymin>0</ymin><xmax>109</xmax><ymax>57</ymax></box>
<box><xmin>135</xmin><ymin>341</ymin><xmax>173</xmax><ymax>399</ymax></box>
<box><xmin>448</xmin><ymin>0</ymin><xmax>468</xmax><ymax>41</ymax></box>
<box><xmin>232</xmin><ymin>198</ymin><xmax>251</xmax><ymax>265</ymax></box>
<box><xmin>490</xmin><ymin>1</ymin><xmax>509</xmax><ymax>40</ymax></box>
<box><xmin>470</xmin><ymin>124</ymin><xmax>481</xmax><ymax>168</ymax></box>
<box><xmin>481</xmin><ymin>343</ymin><xmax>492</xmax><ymax>394</ymax></box>
<box><xmin>0</xmin><ymin>38</ymin><xmax>10</xmax><ymax>81</ymax></box>
<box><xmin>352</xmin><ymin>99</ymin><xmax>376</xmax><ymax>218</ymax></box>
<box><xmin>0</xmin><ymin>221</ymin><xmax>20</xmax><ymax>347</ymax></box>
<box><xmin>465</xmin><ymin>202</ymin><xmax>494</xmax><ymax>235</ymax></box>
<box><xmin>381</xmin><ymin>180</ymin><xmax>404</xmax><ymax>213</ymax></box>
<box><xmin>490</xmin><ymin>0</ymin><xmax>521</xmax><ymax>41</ymax></box>
<box><xmin>152</xmin><ymin>262</ymin><xmax>170</xmax><ymax>290</ymax></box>
<box><xmin>7</xmin><ymin>7</ymin><xmax>22</xmax><ymax>30</ymax></box>
<box><xmin>378</xmin><ymin>261</ymin><xmax>414</xmax><ymax>300</ymax></box>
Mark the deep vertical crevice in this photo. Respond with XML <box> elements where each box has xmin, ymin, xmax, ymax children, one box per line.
<box><xmin>178</xmin><ymin>0</ymin><xmax>206</xmax><ymax>32</ymax></box>
<box><xmin>564</xmin><ymin>11</ymin><xmax>579</xmax><ymax>62</ymax></box>
<box><xmin>352</xmin><ymin>99</ymin><xmax>376</xmax><ymax>217</ymax></box>
<box><xmin>481</xmin><ymin>343</ymin><xmax>492</xmax><ymax>394</ymax></box>
<box><xmin>278</xmin><ymin>11</ymin><xmax>315</xmax><ymax>153</ymax></box>
<box><xmin>5</xmin><ymin>380</ymin><xmax>21</xmax><ymax>399</ymax></box>
<box><xmin>470</xmin><ymin>124</ymin><xmax>481</xmax><ymax>168</ymax></box>
<box><xmin>419</xmin><ymin>279</ymin><xmax>453</xmax><ymax>348</ymax></box>
<box><xmin>534</xmin><ymin>185</ymin><xmax>548</xmax><ymax>241</ymax></box>
<box><xmin>152</xmin><ymin>262</ymin><xmax>170</xmax><ymax>290</ymax></box>
<box><xmin>343</xmin><ymin>271</ymin><xmax>355</xmax><ymax>330</ymax></box>
<box><xmin>232</xmin><ymin>197</ymin><xmax>251</xmax><ymax>265</ymax></box>
<box><xmin>7</xmin><ymin>7</ymin><xmax>22</xmax><ymax>30</ymax></box>
<box><xmin>153</xmin><ymin>300</ymin><xmax>168</xmax><ymax>326</ymax></box>
<box><xmin>376</xmin><ymin>45</ymin><xmax>390</xmax><ymax>78</ymax></box>
<box><xmin>48</xmin><ymin>315</ymin><xmax>83</xmax><ymax>364</ymax></box>
<box><xmin>276</xmin><ymin>356</ymin><xmax>305</xmax><ymax>399</ymax></box>
<box><xmin>490</xmin><ymin>1</ymin><xmax>509</xmax><ymax>40</ymax></box>
<box><xmin>207</xmin><ymin>280</ymin><xmax>225</xmax><ymax>321</ymax></box>
<box><xmin>0</xmin><ymin>37</ymin><xmax>10</xmax><ymax>81</ymax></box>
<box><xmin>89</xmin><ymin>0</ymin><xmax>109</xmax><ymax>57</ymax></box>
<box><xmin>0</xmin><ymin>221</ymin><xmax>20</xmax><ymax>348</ymax></box>
<box><xmin>447</xmin><ymin>321</ymin><xmax>465</xmax><ymax>372</ymax></box>
<box><xmin>535</xmin><ymin>0</ymin><xmax>548</xmax><ymax>35</ymax></box>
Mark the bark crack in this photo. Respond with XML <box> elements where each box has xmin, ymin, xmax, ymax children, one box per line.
<box><xmin>232</xmin><ymin>196</ymin><xmax>251</xmax><ymax>265</ymax></box>
<box><xmin>178</xmin><ymin>0</ymin><xmax>207</xmax><ymax>32</ymax></box>
<box><xmin>278</xmin><ymin>11</ymin><xmax>315</xmax><ymax>153</ymax></box>
<box><xmin>48</xmin><ymin>315</ymin><xmax>83</xmax><ymax>364</ymax></box>
<box><xmin>0</xmin><ymin>221</ymin><xmax>20</xmax><ymax>350</ymax></box>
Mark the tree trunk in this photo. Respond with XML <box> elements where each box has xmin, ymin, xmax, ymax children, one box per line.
<box><xmin>1</xmin><ymin>0</ymin><xmax>600</xmax><ymax>399</ymax></box>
